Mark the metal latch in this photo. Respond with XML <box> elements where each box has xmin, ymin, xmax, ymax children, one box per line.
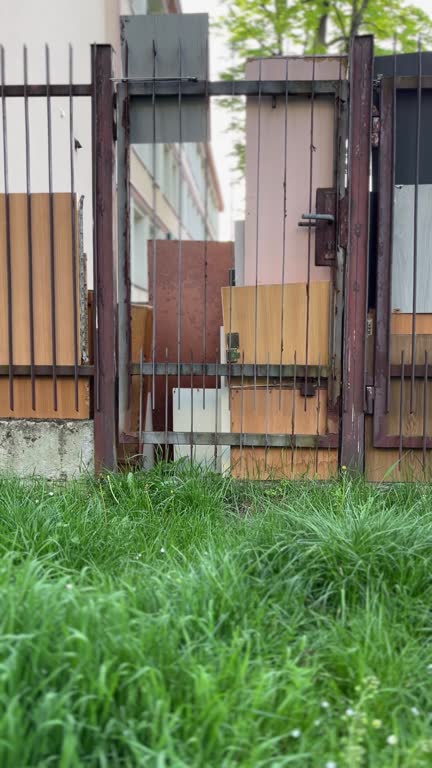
<box><xmin>226</xmin><ymin>332</ymin><xmax>240</xmax><ymax>363</ymax></box>
<box><xmin>298</xmin><ymin>188</ymin><xmax>337</xmax><ymax>267</ymax></box>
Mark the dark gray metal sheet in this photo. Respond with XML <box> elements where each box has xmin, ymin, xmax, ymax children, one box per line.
<box><xmin>121</xmin><ymin>13</ymin><xmax>208</xmax><ymax>144</ymax></box>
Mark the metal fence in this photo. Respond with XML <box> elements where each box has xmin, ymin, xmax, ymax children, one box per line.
<box><xmin>1</xmin><ymin>19</ymin><xmax>431</xmax><ymax>479</ymax></box>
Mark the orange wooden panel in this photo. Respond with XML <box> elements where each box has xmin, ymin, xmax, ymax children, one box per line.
<box><xmin>221</xmin><ymin>282</ymin><xmax>330</xmax><ymax>365</ymax></box>
<box><xmin>231</xmin><ymin>447</ymin><xmax>338</xmax><ymax>480</ymax></box>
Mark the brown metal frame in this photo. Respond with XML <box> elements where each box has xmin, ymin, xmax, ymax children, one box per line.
<box><xmin>0</xmin><ymin>44</ymin><xmax>117</xmax><ymax>472</ymax></box>
<box><xmin>373</xmin><ymin>73</ymin><xmax>432</xmax><ymax>450</ymax></box>
<box><xmin>341</xmin><ymin>35</ymin><xmax>374</xmax><ymax>471</ymax></box>
<box><xmin>92</xmin><ymin>45</ymin><xmax>117</xmax><ymax>471</ymax></box>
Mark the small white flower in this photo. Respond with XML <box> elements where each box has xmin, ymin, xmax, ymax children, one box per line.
<box><xmin>160</xmin><ymin>547</ymin><xmax>166</xmax><ymax>554</ymax></box>
<box><xmin>35</xmin><ymin>499</ymin><xmax>39</xmax><ymax>504</ymax></box>
<box><xmin>321</xmin><ymin>701</ymin><xmax>330</xmax><ymax>710</ymax></box>
<box><xmin>314</xmin><ymin>719</ymin><xmax>321</xmax><ymax>726</ymax></box>
<box><xmin>326</xmin><ymin>762</ymin><xmax>337</xmax><ymax>768</ymax></box>
<box><xmin>427</xmin><ymin>664</ymin><xmax>432</xmax><ymax>672</ymax></box>
<box><xmin>411</xmin><ymin>706</ymin><xmax>420</xmax><ymax>717</ymax></box>
<box><xmin>290</xmin><ymin>728</ymin><xmax>301</xmax><ymax>739</ymax></box>
<box><xmin>387</xmin><ymin>734</ymin><xmax>398</xmax><ymax>746</ymax></box>
<box><xmin>345</xmin><ymin>708</ymin><xmax>355</xmax><ymax>717</ymax></box>
<box><xmin>48</xmin><ymin>491</ymin><xmax>54</xmax><ymax>497</ymax></box>
<box><xmin>127</xmin><ymin>472</ymin><xmax>134</xmax><ymax>486</ymax></box>
<box><xmin>65</xmin><ymin>583</ymin><xmax>73</xmax><ymax>590</ymax></box>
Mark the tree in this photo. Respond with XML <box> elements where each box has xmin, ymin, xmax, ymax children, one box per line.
<box><xmin>217</xmin><ymin>0</ymin><xmax>432</xmax><ymax>173</ymax></box>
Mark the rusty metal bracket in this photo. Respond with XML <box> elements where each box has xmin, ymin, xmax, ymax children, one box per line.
<box><xmin>315</xmin><ymin>188</ymin><xmax>337</xmax><ymax>266</ymax></box>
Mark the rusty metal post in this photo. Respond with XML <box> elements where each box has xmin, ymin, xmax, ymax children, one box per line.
<box><xmin>92</xmin><ymin>45</ymin><xmax>117</xmax><ymax>472</ymax></box>
<box><xmin>341</xmin><ymin>36</ymin><xmax>373</xmax><ymax>471</ymax></box>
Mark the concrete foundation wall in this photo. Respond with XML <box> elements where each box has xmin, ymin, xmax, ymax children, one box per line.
<box><xmin>0</xmin><ymin>420</ymin><xmax>94</xmax><ymax>481</ymax></box>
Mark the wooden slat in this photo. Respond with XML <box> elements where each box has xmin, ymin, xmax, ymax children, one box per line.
<box><xmin>365</xmin><ymin>416</ymin><xmax>432</xmax><ymax>481</ymax></box>
<box><xmin>230</xmin><ymin>385</ymin><xmax>335</xmax><ymax>480</ymax></box>
<box><xmin>0</xmin><ymin>193</ymin><xmax>89</xmax><ymax>418</ymax></box>
<box><xmin>221</xmin><ymin>282</ymin><xmax>330</xmax><ymax>365</ymax></box>
<box><xmin>390</xmin><ymin>334</ymin><xmax>432</xmax><ymax>365</ymax></box>
<box><xmin>391</xmin><ymin>313</ymin><xmax>432</xmax><ymax>335</ymax></box>
<box><xmin>231</xmin><ymin>447</ymin><xmax>338</xmax><ymax>480</ymax></box>
<box><xmin>230</xmin><ymin>387</ymin><xmax>329</xmax><ymax>435</ymax></box>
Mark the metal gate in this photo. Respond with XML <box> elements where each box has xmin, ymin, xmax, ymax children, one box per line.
<box><xmin>114</xmin><ymin>17</ymin><xmax>373</xmax><ymax>479</ymax></box>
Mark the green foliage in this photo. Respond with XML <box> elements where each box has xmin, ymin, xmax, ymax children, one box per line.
<box><xmin>217</xmin><ymin>0</ymin><xmax>432</xmax><ymax>173</ymax></box>
<box><xmin>0</xmin><ymin>467</ymin><xmax>432</xmax><ymax>764</ymax></box>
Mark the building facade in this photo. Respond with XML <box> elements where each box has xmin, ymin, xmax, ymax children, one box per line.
<box><xmin>0</xmin><ymin>0</ymin><xmax>223</xmax><ymax>302</ymax></box>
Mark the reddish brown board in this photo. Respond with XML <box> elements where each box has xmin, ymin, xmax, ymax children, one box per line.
<box><xmin>148</xmin><ymin>240</ymin><xmax>234</xmax><ymax>435</ymax></box>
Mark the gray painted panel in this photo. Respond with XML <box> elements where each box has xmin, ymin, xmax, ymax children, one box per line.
<box><xmin>121</xmin><ymin>14</ymin><xmax>208</xmax><ymax>80</ymax></box>
<box><xmin>392</xmin><ymin>184</ymin><xmax>432</xmax><ymax>312</ymax></box>
<box><xmin>122</xmin><ymin>14</ymin><xmax>208</xmax><ymax>143</ymax></box>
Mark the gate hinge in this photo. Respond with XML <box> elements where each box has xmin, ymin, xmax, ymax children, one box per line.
<box><xmin>366</xmin><ymin>385</ymin><xmax>375</xmax><ymax>414</ymax></box>
<box><xmin>371</xmin><ymin>105</ymin><xmax>380</xmax><ymax>148</ymax></box>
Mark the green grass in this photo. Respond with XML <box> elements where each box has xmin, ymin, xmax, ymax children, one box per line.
<box><xmin>0</xmin><ymin>464</ymin><xmax>432</xmax><ymax>766</ymax></box>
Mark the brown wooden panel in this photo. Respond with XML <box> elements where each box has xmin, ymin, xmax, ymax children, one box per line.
<box><xmin>391</xmin><ymin>313</ymin><xmax>432</xmax><ymax>335</ymax></box>
<box><xmin>230</xmin><ymin>387</ymin><xmax>328</xmax><ymax>435</ymax></box>
<box><xmin>230</xmin><ymin>386</ymin><xmax>335</xmax><ymax>480</ymax></box>
<box><xmin>231</xmin><ymin>447</ymin><xmax>338</xmax><ymax>480</ymax></box>
<box><xmin>0</xmin><ymin>193</ymin><xmax>88</xmax><ymax>419</ymax></box>
<box><xmin>0</xmin><ymin>379</ymin><xmax>89</xmax><ymax>419</ymax></box>
<box><xmin>390</xmin><ymin>334</ymin><xmax>432</xmax><ymax>365</ymax></box>
<box><xmin>130</xmin><ymin>304</ymin><xmax>153</xmax><ymax>434</ymax></box>
<box><xmin>221</xmin><ymin>282</ymin><xmax>330</xmax><ymax>365</ymax></box>
<box><xmin>148</xmin><ymin>240</ymin><xmax>234</xmax><ymax>435</ymax></box>
<box><xmin>365</xmin><ymin>416</ymin><xmax>432</xmax><ymax>481</ymax></box>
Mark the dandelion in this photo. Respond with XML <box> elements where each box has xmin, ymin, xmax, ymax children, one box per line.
<box><xmin>411</xmin><ymin>706</ymin><xmax>420</xmax><ymax>717</ymax></box>
<box><xmin>371</xmin><ymin>719</ymin><xmax>382</xmax><ymax>729</ymax></box>
<box><xmin>387</xmin><ymin>734</ymin><xmax>398</xmax><ymax>746</ymax></box>
<box><xmin>160</xmin><ymin>547</ymin><xmax>166</xmax><ymax>555</ymax></box>
<box><xmin>345</xmin><ymin>708</ymin><xmax>355</xmax><ymax>717</ymax></box>
<box><xmin>341</xmin><ymin>465</ymin><xmax>347</xmax><ymax>472</ymax></box>
<box><xmin>290</xmin><ymin>729</ymin><xmax>301</xmax><ymax>739</ymax></box>
<box><xmin>321</xmin><ymin>701</ymin><xmax>330</xmax><ymax>710</ymax></box>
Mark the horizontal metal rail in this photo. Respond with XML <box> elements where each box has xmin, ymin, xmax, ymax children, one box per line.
<box><xmin>126</xmin><ymin>79</ymin><xmax>347</xmax><ymax>98</ymax></box>
<box><xmin>0</xmin><ymin>365</ymin><xmax>94</xmax><ymax>377</ymax></box>
<box><xmin>0</xmin><ymin>84</ymin><xmax>92</xmax><ymax>97</ymax></box>
<box><xmin>133</xmin><ymin>362</ymin><xmax>330</xmax><ymax>378</ymax></box>
<box><xmin>120</xmin><ymin>431</ymin><xmax>339</xmax><ymax>448</ymax></box>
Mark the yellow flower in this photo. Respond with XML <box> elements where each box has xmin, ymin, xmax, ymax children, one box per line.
<box><xmin>341</xmin><ymin>465</ymin><xmax>347</xmax><ymax>472</ymax></box>
<box><xmin>371</xmin><ymin>719</ymin><xmax>382</xmax><ymax>729</ymax></box>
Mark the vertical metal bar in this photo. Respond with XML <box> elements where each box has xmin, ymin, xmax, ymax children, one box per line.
<box><xmin>374</xmin><ymin>75</ymin><xmax>394</xmax><ymax>447</ymax></box>
<box><xmin>399</xmin><ymin>349</ymin><xmax>405</xmax><ymax>465</ymax></box>
<box><xmin>423</xmin><ymin>349</ymin><xmax>428</xmax><ymax>470</ymax></box>
<box><xmin>316</xmin><ymin>356</ymin><xmax>321</xmax><ymax>473</ymax></box>
<box><xmin>177</xmin><ymin>40</ymin><xmax>183</xmax><ymax>410</ymax></box>
<box><xmin>164</xmin><ymin>347</ymin><xmax>169</xmax><ymax>461</ymax></box>
<box><xmin>265</xmin><ymin>352</ymin><xmax>270</xmax><ymax>472</ymax></box>
<box><xmin>151</xmin><ymin>40</ymin><xmax>158</xmax><ymax>409</ymax></box>
<box><xmin>91</xmin><ymin>44</ymin><xmax>100</xmax><ymax>413</ymax></box>
<box><xmin>253</xmin><ymin>60</ymin><xmax>262</xmax><ymax>409</ymax></box>
<box><xmin>410</xmin><ymin>40</ymin><xmax>422</xmax><ymax>414</ymax></box>
<box><xmin>92</xmin><ymin>45</ymin><xmax>117</xmax><ymax>472</ymax></box>
<box><xmin>279</xmin><ymin>58</ymin><xmax>289</xmax><ymax>409</ymax></box>
<box><xmin>386</xmin><ymin>36</ymin><xmax>398</xmax><ymax>414</ymax></box>
<box><xmin>46</xmin><ymin>45</ymin><xmax>58</xmax><ymax>411</ymax></box>
<box><xmin>228</xmin><ymin>276</ymin><xmax>233</xmax><ymax>392</ymax></box>
<box><xmin>341</xmin><ymin>36</ymin><xmax>373</xmax><ymax>471</ymax></box>
<box><xmin>304</xmin><ymin>56</ymin><xmax>316</xmax><ymax>412</ymax></box>
<box><xmin>23</xmin><ymin>46</ymin><xmax>36</xmax><ymax>411</ymax></box>
<box><xmin>240</xmin><ymin>351</ymin><xmax>245</xmax><ymax>474</ymax></box>
<box><xmin>117</xmin><ymin>70</ymin><xmax>131</xmax><ymax>435</ymax></box>
<box><xmin>190</xmin><ymin>351</ymin><xmax>194</xmax><ymax>464</ymax></box>
<box><xmin>214</xmin><ymin>355</ymin><xmax>219</xmax><ymax>472</ymax></box>
<box><xmin>1</xmin><ymin>46</ymin><xmax>14</xmax><ymax>411</ymax></box>
<box><xmin>202</xmin><ymin>37</ymin><xmax>209</xmax><ymax>408</ymax></box>
<box><xmin>139</xmin><ymin>347</ymin><xmax>143</xmax><ymax>455</ymax></box>
<box><xmin>291</xmin><ymin>350</ymin><xmax>297</xmax><ymax>472</ymax></box>
<box><xmin>69</xmin><ymin>45</ymin><xmax>79</xmax><ymax>411</ymax></box>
